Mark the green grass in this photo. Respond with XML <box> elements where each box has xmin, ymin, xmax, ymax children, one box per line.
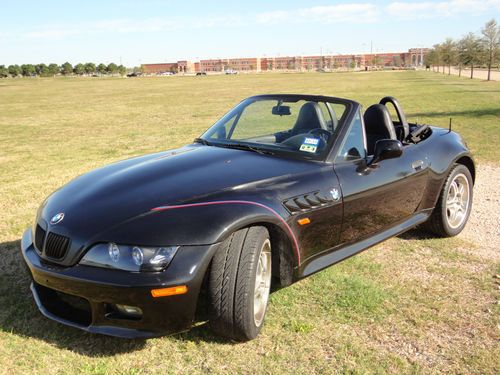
<box><xmin>0</xmin><ymin>71</ymin><xmax>499</xmax><ymax>374</ymax></box>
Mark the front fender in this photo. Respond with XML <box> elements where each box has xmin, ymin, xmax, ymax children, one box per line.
<box><xmin>94</xmin><ymin>200</ymin><xmax>301</xmax><ymax>266</ymax></box>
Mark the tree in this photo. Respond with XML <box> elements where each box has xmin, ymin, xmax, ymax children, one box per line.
<box><xmin>97</xmin><ymin>63</ymin><xmax>107</xmax><ymax>75</ymax></box>
<box><xmin>432</xmin><ymin>43</ymin><xmax>445</xmax><ymax>73</ymax></box>
<box><xmin>84</xmin><ymin>62</ymin><xmax>96</xmax><ymax>75</ymax></box>
<box><xmin>0</xmin><ymin>65</ymin><xmax>8</xmax><ymax>78</ymax></box>
<box><xmin>372</xmin><ymin>55</ymin><xmax>382</xmax><ymax>67</ymax></box>
<box><xmin>8</xmin><ymin>64</ymin><xmax>21</xmax><ymax>77</ymax></box>
<box><xmin>21</xmin><ymin>64</ymin><xmax>36</xmax><ymax>77</ymax></box>
<box><xmin>117</xmin><ymin>64</ymin><xmax>127</xmax><ymax>76</ymax></box>
<box><xmin>480</xmin><ymin>19</ymin><xmax>500</xmax><ymax>81</ymax></box>
<box><xmin>392</xmin><ymin>55</ymin><xmax>402</xmax><ymax>67</ymax></box>
<box><xmin>424</xmin><ymin>49</ymin><xmax>437</xmax><ymax>71</ymax></box>
<box><xmin>73</xmin><ymin>63</ymin><xmax>85</xmax><ymax>75</ymax></box>
<box><xmin>106</xmin><ymin>63</ymin><xmax>118</xmax><ymax>75</ymax></box>
<box><xmin>61</xmin><ymin>62</ymin><xmax>73</xmax><ymax>75</ymax></box>
<box><xmin>458</xmin><ymin>32</ymin><xmax>482</xmax><ymax>79</ymax></box>
<box><xmin>440</xmin><ymin>38</ymin><xmax>458</xmax><ymax>75</ymax></box>
<box><xmin>35</xmin><ymin>63</ymin><xmax>49</xmax><ymax>76</ymax></box>
<box><xmin>48</xmin><ymin>63</ymin><xmax>60</xmax><ymax>76</ymax></box>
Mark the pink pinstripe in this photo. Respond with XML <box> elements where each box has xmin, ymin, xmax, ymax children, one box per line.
<box><xmin>151</xmin><ymin>200</ymin><xmax>300</xmax><ymax>265</ymax></box>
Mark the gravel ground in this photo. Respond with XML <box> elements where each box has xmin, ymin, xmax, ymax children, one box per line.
<box><xmin>444</xmin><ymin>67</ymin><xmax>500</xmax><ymax>81</ymax></box>
<box><xmin>461</xmin><ymin>163</ymin><xmax>500</xmax><ymax>261</ymax></box>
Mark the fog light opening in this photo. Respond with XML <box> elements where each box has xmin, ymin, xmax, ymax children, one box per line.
<box><xmin>105</xmin><ymin>303</ymin><xmax>143</xmax><ymax>320</ymax></box>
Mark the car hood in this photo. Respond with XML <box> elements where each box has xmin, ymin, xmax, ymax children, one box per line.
<box><xmin>39</xmin><ymin>144</ymin><xmax>314</xmax><ymax>241</ymax></box>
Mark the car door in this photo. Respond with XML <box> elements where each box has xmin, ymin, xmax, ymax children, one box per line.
<box><xmin>333</xmin><ymin>110</ymin><xmax>429</xmax><ymax>244</ymax></box>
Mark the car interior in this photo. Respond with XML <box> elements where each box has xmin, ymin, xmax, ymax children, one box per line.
<box><xmin>273</xmin><ymin>101</ymin><xmax>335</xmax><ymax>151</ymax></box>
<box><xmin>363</xmin><ymin>103</ymin><xmax>397</xmax><ymax>155</ymax></box>
<box><xmin>274</xmin><ymin>96</ymin><xmax>432</xmax><ymax>157</ymax></box>
<box><xmin>204</xmin><ymin>96</ymin><xmax>432</xmax><ymax>158</ymax></box>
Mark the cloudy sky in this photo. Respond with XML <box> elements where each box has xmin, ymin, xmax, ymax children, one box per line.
<box><xmin>1</xmin><ymin>0</ymin><xmax>499</xmax><ymax>66</ymax></box>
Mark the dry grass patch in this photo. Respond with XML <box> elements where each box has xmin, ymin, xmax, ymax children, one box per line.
<box><xmin>0</xmin><ymin>71</ymin><xmax>499</xmax><ymax>374</ymax></box>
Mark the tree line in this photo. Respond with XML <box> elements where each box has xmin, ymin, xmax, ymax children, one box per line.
<box><xmin>0</xmin><ymin>62</ymin><xmax>127</xmax><ymax>78</ymax></box>
<box><xmin>425</xmin><ymin>19</ymin><xmax>500</xmax><ymax>80</ymax></box>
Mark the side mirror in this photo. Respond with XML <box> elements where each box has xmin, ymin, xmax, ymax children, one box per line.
<box><xmin>368</xmin><ymin>139</ymin><xmax>403</xmax><ymax>166</ymax></box>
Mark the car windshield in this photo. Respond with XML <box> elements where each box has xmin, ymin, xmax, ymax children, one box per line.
<box><xmin>199</xmin><ymin>96</ymin><xmax>350</xmax><ymax>160</ymax></box>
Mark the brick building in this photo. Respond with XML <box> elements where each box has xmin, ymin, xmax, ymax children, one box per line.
<box><xmin>198</xmin><ymin>57</ymin><xmax>261</xmax><ymax>72</ymax></box>
<box><xmin>407</xmin><ymin>48</ymin><xmax>430</xmax><ymax>66</ymax></box>
<box><xmin>142</xmin><ymin>62</ymin><xmax>178</xmax><ymax>74</ymax></box>
<box><xmin>177</xmin><ymin>60</ymin><xmax>195</xmax><ymax>73</ymax></box>
<box><xmin>141</xmin><ymin>48</ymin><xmax>429</xmax><ymax>74</ymax></box>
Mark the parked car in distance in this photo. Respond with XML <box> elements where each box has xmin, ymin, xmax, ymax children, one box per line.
<box><xmin>225</xmin><ymin>69</ymin><xmax>238</xmax><ymax>75</ymax></box>
<box><xmin>126</xmin><ymin>72</ymin><xmax>142</xmax><ymax>77</ymax></box>
<box><xmin>21</xmin><ymin>94</ymin><xmax>474</xmax><ymax>341</ymax></box>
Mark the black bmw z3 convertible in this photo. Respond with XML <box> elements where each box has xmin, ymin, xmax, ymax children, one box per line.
<box><xmin>21</xmin><ymin>94</ymin><xmax>474</xmax><ymax>341</ymax></box>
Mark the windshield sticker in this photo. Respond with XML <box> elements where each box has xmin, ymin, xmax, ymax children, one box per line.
<box><xmin>300</xmin><ymin>137</ymin><xmax>319</xmax><ymax>153</ymax></box>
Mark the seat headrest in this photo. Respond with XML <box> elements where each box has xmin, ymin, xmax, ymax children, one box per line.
<box><xmin>293</xmin><ymin>102</ymin><xmax>325</xmax><ymax>132</ymax></box>
<box><xmin>363</xmin><ymin>104</ymin><xmax>396</xmax><ymax>140</ymax></box>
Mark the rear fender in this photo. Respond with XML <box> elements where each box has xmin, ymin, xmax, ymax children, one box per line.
<box><xmin>418</xmin><ymin>129</ymin><xmax>474</xmax><ymax>210</ymax></box>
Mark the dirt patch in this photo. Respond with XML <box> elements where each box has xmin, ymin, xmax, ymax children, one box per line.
<box><xmin>462</xmin><ymin>163</ymin><xmax>500</xmax><ymax>261</ymax></box>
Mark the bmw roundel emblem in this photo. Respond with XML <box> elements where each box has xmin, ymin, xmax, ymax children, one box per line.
<box><xmin>50</xmin><ymin>212</ymin><xmax>65</xmax><ymax>225</ymax></box>
<box><xmin>330</xmin><ymin>188</ymin><xmax>341</xmax><ymax>201</ymax></box>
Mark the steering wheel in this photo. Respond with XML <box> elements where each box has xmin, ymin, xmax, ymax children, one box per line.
<box><xmin>307</xmin><ymin>128</ymin><xmax>331</xmax><ymax>142</ymax></box>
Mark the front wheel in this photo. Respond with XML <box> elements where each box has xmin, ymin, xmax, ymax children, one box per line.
<box><xmin>208</xmin><ymin>226</ymin><xmax>271</xmax><ymax>341</ymax></box>
<box><xmin>424</xmin><ymin>164</ymin><xmax>473</xmax><ymax>237</ymax></box>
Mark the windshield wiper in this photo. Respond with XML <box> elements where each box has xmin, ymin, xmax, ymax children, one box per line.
<box><xmin>195</xmin><ymin>138</ymin><xmax>275</xmax><ymax>155</ymax></box>
<box><xmin>218</xmin><ymin>143</ymin><xmax>275</xmax><ymax>155</ymax></box>
<box><xmin>193</xmin><ymin>137</ymin><xmax>212</xmax><ymax>146</ymax></box>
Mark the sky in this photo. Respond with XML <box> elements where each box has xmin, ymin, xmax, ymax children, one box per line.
<box><xmin>1</xmin><ymin>0</ymin><xmax>499</xmax><ymax>67</ymax></box>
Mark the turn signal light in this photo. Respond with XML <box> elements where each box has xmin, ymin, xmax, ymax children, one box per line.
<box><xmin>151</xmin><ymin>285</ymin><xmax>188</xmax><ymax>298</ymax></box>
<box><xmin>297</xmin><ymin>218</ymin><xmax>311</xmax><ymax>225</ymax></box>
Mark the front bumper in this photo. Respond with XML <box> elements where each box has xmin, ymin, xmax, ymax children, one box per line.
<box><xmin>21</xmin><ymin>229</ymin><xmax>218</xmax><ymax>338</ymax></box>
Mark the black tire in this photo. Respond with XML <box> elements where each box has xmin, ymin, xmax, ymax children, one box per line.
<box><xmin>208</xmin><ymin>226</ymin><xmax>271</xmax><ymax>341</ymax></box>
<box><xmin>424</xmin><ymin>164</ymin><xmax>473</xmax><ymax>237</ymax></box>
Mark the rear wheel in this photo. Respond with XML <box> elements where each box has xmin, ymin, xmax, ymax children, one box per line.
<box><xmin>425</xmin><ymin>164</ymin><xmax>473</xmax><ymax>237</ymax></box>
<box><xmin>208</xmin><ymin>226</ymin><xmax>271</xmax><ymax>341</ymax></box>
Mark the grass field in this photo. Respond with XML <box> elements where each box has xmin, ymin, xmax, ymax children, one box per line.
<box><xmin>0</xmin><ymin>71</ymin><xmax>499</xmax><ymax>374</ymax></box>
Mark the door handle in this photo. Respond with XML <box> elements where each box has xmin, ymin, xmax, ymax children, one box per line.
<box><xmin>411</xmin><ymin>160</ymin><xmax>424</xmax><ymax>171</ymax></box>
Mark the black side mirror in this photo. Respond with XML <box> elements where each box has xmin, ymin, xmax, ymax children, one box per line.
<box><xmin>272</xmin><ymin>105</ymin><xmax>291</xmax><ymax>116</ymax></box>
<box><xmin>368</xmin><ymin>139</ymin><xmax>403</xmax><ymax>166</ymax></box>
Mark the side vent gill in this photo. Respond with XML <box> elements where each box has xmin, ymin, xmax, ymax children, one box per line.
<box><xmin>283</xmin><ymin>191</ymin><xmax>336</xmax><ymax>214</ymax></box>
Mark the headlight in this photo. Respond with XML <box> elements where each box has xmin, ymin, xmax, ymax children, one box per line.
<box><xmin>80</xmin><ymin>243</ymin><xmax>179</xmax><ymax>272</ymax></box>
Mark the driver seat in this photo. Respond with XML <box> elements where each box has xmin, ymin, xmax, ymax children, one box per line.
<box><xmin>363</xmin><ymin>104</ymin><xmax>397</xmax><ymax>155</ymax></box>
<box><xmin>275</xmin><ymin>101</ymin><xmax>327</xmax><ymax>143</ymax></box>
<box><xmin>292</xmin><ymin>102</ymin><xmax>326</xmax><ymax>133</ymax></box>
